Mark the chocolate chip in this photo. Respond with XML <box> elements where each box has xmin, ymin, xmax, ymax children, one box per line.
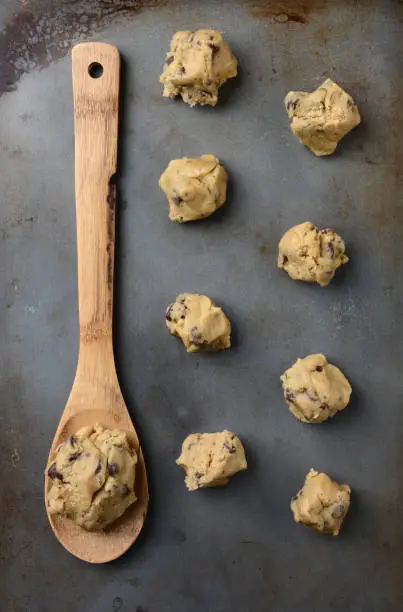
<box><xmin>194</xmin><ymin>471</ymin><xmax>203</xmax><ymax>480</ymax></box>
<box><xmin>108</xmin><ymin>461</ymin><xmax>118</xmax><ymax>476</ymax></box>
<box><xmin>165</xmin><ymin>303</ymin><xmax>174</xmax><ymax>322</ymax></box>
<box><xmin>69</xmin><ymin>435</ymin><xmax>77</xmax><ymax>447</ymax></box>
<box><xmin>122</xmin><ymin>484</ymin><xmax>130</xmax><ymax>496</ymax></box>
<box><xmin>320</xmin><ymin>228</ymin><xmax>333</xmax><ymax>234</ymax></box>
<box><xmin>319</xmin><ymin>403</ymin><xmax>329</xmax><ymax>411</ymax></box>
<box><xmin>282</xmin><ymin>255</ymin><xmax>288</xmax><ymax>265</ymax></box>
<box><xmin>68</xmin><ymin>452</ymin><xmax>82</xmax><ymax>462</ymax></box>
<box><xmin>327</xmin><ymin>242</ymin><xmax>335</xmax><ymax>258</ymax></box>
<box><xmin>48</xmin><ymin>463</ymin><xmax>64</xmax><ymax>481</ymax></box>
<box><xmin>179</xmin><ymin>66</ymin><xmax>186</xmax><ymax>74</ymax></box>
<box><xmin>172</xmin><ymin>195</ymin><xmax>183</xmax><ymax>206</ymax></box>
<box><xmin>190</xmin><ymin>326</ymin><xmax>203</xmax><ymax>344</ymax></box>
<box><xmin>208</xmin><ymin>43</ymin><xmax>220</xmax><ymax>58</ymax></box>
<box><xmin>223</xmin><ymin>442</ymin><xmax>236</xmax><ymax>454</ymax></box>
<box><xmin>95</xmin><ymin>459</ymin><xmax>102</xmax><ymax>475</ymax></box>
<box><xmin>286</xmin><ymin>98</ymin><xmax>299</xmax><ymax>111</ymax></box>
<box><xmin>331</xmin><ymin>504</ymin><xmax>346</xmax><ymax>519</ymax></box>
<box><xmin>165</xmin><ymin>55</ymin><xmax>174</xmax><ymax>65</ymax></box>
<box><xmin>285</xmin><ymin>390</ymin><xmax>296</xmax><ymax>402</ymax></box>
<box><xmin>316</xmin><ymin>366</ymin><xmax>323</xmax><ymax>372</ymax></box>
<box><xmin>189</xmin><ymin>33</ymin><xmax>195</xmax><ymax>43</ymax></box>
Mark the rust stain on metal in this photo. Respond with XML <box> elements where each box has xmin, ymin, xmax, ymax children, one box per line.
<box><xmin>0</xmin><ymin>0</ymin><xmax>168</xmax><ymax>97</ymax></box>
<box><xmin>248</xmin><ymin>0</ymin><xmax>327</xmax><ymax>23</ymax></box>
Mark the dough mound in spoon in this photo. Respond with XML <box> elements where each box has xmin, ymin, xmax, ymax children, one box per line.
<box><xmin>46</xmin><ymin>424</ymin><xmax>137</xmax><ymax>531</ymax></box>
<box><xmin>160</xmin><ymin>29</ymin><xmax>237</xmax><ymax>107</ymax></box>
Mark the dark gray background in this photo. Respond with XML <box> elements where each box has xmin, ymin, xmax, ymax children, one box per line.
<box><xmin>2</xmin><ymin>1</ymin><xmax>403</xmax><ymax>610</ymax></box>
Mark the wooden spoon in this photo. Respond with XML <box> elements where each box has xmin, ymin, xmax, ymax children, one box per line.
<box><xmin>44</xmin><ymin>42</ymin><xmax>148</xmax><ymax>563</ymax></box>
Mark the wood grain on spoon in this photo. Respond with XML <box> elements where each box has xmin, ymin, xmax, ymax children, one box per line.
<box><xmin>44</xmin><ymin>42</ymin><xmax>148</xmax><ymax>563</ymax></box>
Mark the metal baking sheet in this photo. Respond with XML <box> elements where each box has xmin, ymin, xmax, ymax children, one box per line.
<box><xmin>2</xmin><ymin>1</ymin><xmax>403</xmax><ymax>610</ymax></box>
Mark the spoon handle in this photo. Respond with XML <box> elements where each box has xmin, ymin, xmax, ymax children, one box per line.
<box><xmin>72</xmin><ymin>43</ymin><xmax>120</xmax><ymax>366</ymax></box>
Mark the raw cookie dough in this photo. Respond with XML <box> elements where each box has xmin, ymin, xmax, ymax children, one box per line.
<box><xmin>46</xmin><ymin>424</ymin><xmax>137</xmax><ymax>531</ymax></box>
<box><xmin>285</xmin><ymin>78</ymin><xmax>361</xmax><ymax>156</ymax></box>
<box><xmin>278</xmin><ymin>221</ymin><xmax>348</xmax><ymax>287</ymax></box>
<box><xmin>160</xmin><ymin>29</ymin><xmax>237</xmax><ymax>107</ymax></box>
<box><xmin>280</xmin><ymin>353</ymin><xmax>352</xmax><ymax>423</ymax></box>
<box><xmin>291</xmin><ymin>469</ymin><xmax>351</xmax><ymax>535</ymax></box>
<box><xmin>159</xmin><ymin>155</ymin><xmax>227</xmax><ymax>223</ymax></box>
<box><xmin>177</xmin><ymin>431</ymin><xmax>247</xmax><ymax>491</ymax></box>
<box><xmin>166</xmin><ymin>293</ymin><xmax>231</xmax><ymax>352</ymax></box>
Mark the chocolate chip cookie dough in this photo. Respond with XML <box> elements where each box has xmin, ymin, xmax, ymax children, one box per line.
<box><xmin>159</xmin><ymin>155</ymin><xmax>227</xmax><ymax>223</ymax></box>
<box><xmin>280</xmin><ymin>354</ymin><xmax>352</xmax><ymax>423</ymax></box>
<box><xmin>166</xmin><ymin>293</ymin><xmax>231</xmax><ymax>352</ymax></box>
<box><xmin>160</xmin><ymin>30</ymin><xmax>237</xmax><ymax>107</ymax></box>
<box><xmin>46</xmin><ymin>425</ymin><xmax>137</xmax><ymax>531</ymax></box>
<box><xmin>278</xmin><ymin>222</ymin><xmax>348</xmax><ymax>287</ymax></box>
<box><xmin>291</xmin><ymin>469</ymin><xmax>351</xmax><ymax>535</ymax></box>
<box><xmin>285</xmin><ymin>78</ymin><xmax>361</xmax><ymax>156</ymax></box>
<box><xmin>177</xmin><ymin>431</ymin><xmax>247</xmax><ymax>491</ymax></box>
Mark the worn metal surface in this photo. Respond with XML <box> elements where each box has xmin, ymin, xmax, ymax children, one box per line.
<box><xmin>2</xmin><ymin>0</ymin><xmax>403</xmax><ymax>610</ymax></box>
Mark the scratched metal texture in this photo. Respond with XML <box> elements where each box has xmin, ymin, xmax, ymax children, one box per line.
<box><xmin>1</xmin><ymin>0</ymin><xmax>403</xmax><ymax>610</ymax></box>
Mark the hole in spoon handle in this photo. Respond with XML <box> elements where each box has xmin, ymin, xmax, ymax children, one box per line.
<box><xmin>88</xmin><ymin>62</ymin><xmax>104</xmax><ymax>79</ymax></box>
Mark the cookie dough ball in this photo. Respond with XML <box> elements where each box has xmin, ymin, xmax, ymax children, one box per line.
<box><xmin>285</xmin><ymin>78</ymin><xmax>361</xmax><ymax>156</ymax></box>
<box><xmin>278</xmin><ymin>222</ymin><xmax>348</xmax><ymax>287</ymax></box>
<box><xmin>166</xmin><ymin>293</ymin><xmax>231</xmax><ymax>353</ymax></box>
<box><xmin>159</xmin><ymin>155</ymin><xmax>227</xmax><ymax>223</ymax></box>
<box><xmin>160</xmin><ymin>30</ymin><xmax>237</xmax><ymax>107</ymax></box>
<box><xmin>291</xmin><ymin>469</ymin><xmax>351</xmax><ymax>535</ymax></box>
<box><xmin>280</xmin><ymin>353</ymin><xmax>352</xmax><ymax>423</ymax></box>
<box><xmin>177</xmin><ymin>431</ymin><xmax>247</xmax><ymax>491</ymax></box>
<box><xmin>46</xmin><ymin>425</ymin><xmax>137</xmax><ymax>531</ymax></box>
